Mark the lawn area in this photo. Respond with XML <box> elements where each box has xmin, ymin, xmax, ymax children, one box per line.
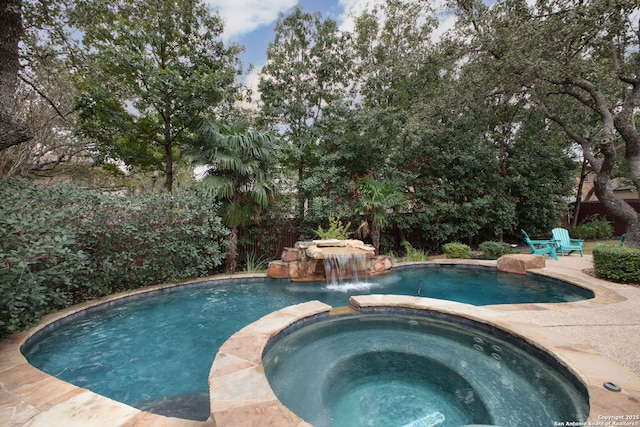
<box><xmin>515</xmin><ymin>239</ymin><xmax>621</xmax><ymax>255</ymax></box>
<box><xmin>581</xmin><ymin>239</ymin><xmax>620</xmax><ymax>254</ymax></box>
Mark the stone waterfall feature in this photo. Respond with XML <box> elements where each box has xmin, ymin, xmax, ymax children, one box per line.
<box><xmin>267</xmin><ymin>239</ymin><xmax>392</xmax><ymax>282</ymax></box>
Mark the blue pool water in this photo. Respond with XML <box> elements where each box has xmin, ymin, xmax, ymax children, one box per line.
<box><xmin>22</xmin><ymin>265</ymin><xmax>593</xmax><ymax>421</ymax></box>
<box><xmin>263</xmin><ymin>313</ymin><xmax>590</xmax><ymax>427</ymax></box>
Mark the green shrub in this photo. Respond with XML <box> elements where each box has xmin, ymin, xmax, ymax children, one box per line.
<box><xmin>243</xmin><ymin>251</ymin><xmax>270</xmax><ymax>273</ymax></box>
<box><xmin>443</xmin><ymin>242</ymin><xmax>471</xmax><ymax>259</ymax></box>
<box><xmin>315</xmin><ymin>216</ymin><xmax>352</xmax><ymax>240</ymax></box>
<box><xmin>0</xmin><ymin>178</ymin><xmax>227</xmax><ymax>338</ymax></box>
<box><xmin>479</xmin><ymin>241</ymin><xmax>515</xmax><ymax>260</ymax></box>
<box><xmin>400</xmin><ymin>241</ymin><xmax>430</xmax><ymax>262</ymax></box>
<box><xmin>569</xmin><ymin>215</ymin><xmax>613</xmax><ymax>240</ymax></box>
<box><xmin>78</xmin><ymin>189</ymin><xmax>227</xmax><ymax>293</ymax></box>
<box><xmin>1</xmin><ymin>179</ymin><xmax>91</xmax><ymax>336</ymax></box>
<box><xmin>593</xmin><ymin>245</ymin><xmax>640</xmax><ymax>283</ymax></box>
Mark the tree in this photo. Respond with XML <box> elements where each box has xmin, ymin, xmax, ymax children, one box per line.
<box><xmin>348</xmin><ymin>0</ymin><xmax>436</xmax><ymax>156</ymax></box>
<box><xmin>190</xmin><ymin>120</ymin><xmax>279</xmax><ymax>273</ymax></box>
<box><xmin>450</xmin><ymin>0</ymin><xmax>640</xmax><ymax>247</ymax></box>
<box><xmin>0</xmin><ymin>0</ymin><xmax>33</xmax><ymax>150</ymax></box>
<box><xmin>259</xmin><ymin>6</ymin><xmax>350</xmax><ymax>220</ymax></box>
<box><xmin>357</xmin><ymin>178</ymin><xmax>406</xmax><ymax>254</ymax></box>
<box><xmin>2</xmin><ymin>17</ymin><xmax>88</xmax><ymax>180</ymax></box>
<box><xmin>74</xmin><ymin>0</ymin><xmax>241</xmax><ymax>191</ymax></box>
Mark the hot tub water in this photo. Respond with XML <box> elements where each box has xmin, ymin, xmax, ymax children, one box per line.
<box><xmin>262</xmin><ymin>313</ymin><xmax>589</xmax><ymax>427</ymax></box>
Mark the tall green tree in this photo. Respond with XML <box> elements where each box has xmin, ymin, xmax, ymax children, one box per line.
<box><xmin>450</xmin><ymin>0</ymin><xmax>640</xmax><ymax>247</ymax></box>
<box><xmin>74</xmin><ymin>0</ymin><xmax>242</xmax><ymax>191</ymax></box>
<box><xmin>259</xmin><ymin>6</ymin><xmax>350</xmax><ymax>220</ymax></box>
<box><xmin>190</xmin><ymin>120</ymin><xmax>279</xmax><ymax>273</ymax></box>
<box><xmin>349</xmin><ymin>0</ymin><xmax>436</xmax><ymax>158</ymax></box>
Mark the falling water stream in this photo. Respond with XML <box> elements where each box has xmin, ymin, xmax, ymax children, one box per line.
<box><xmin>322</xmin><ymin>251</ymin><xmax>369</xmax><ymax>286</ymax></box>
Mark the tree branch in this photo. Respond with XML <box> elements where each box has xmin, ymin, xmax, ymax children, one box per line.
<box><xmin>18</xmin><ymin>74</ymin><xmax>70</xmax><ymax>120</ymax></box>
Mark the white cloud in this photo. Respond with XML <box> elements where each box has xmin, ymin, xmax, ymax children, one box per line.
<box><xmin>336</xmin><ymin>0</ymin><xmax>454</xmax><ymax>40</ymax></box>
<box><xmin>431</xmin><ymin>12</ymin><xmax>457</xmax><ymax>42</ymax></box>
<box><xmin>207</xmin><ymin>0</ymin><xmax>297</xmax><ymax>39</ymax></box>
<box><xmin>336</xmin><ymin>0</ymin><xmax>386</xmax><ymax>33</ymax></box>
<box><xmin>241</xmin><ymin>67</ymin><xmax>263</xmax><ymax>109</ymax></box>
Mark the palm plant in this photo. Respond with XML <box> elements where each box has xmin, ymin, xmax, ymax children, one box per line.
<box><xmin>190</xmin><ymin>119</ymin><xmax>279</xmax><ymax>273</ymax></box>
<box><xmin>357</xmin><ymin>178</ymin><xmax>406</xmax><ymax>255</ymax></box>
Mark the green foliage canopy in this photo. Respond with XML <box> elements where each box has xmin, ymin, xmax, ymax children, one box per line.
<box><xmin>74</xmin><ymin>0</ymin><xmax>242</xmax><ymax>191</ymax></box>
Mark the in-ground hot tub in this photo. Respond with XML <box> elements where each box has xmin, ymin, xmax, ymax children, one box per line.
<box><xmin>262</xmin><ymin>310</ymin><xmax>590</xmax><ymax>427</ymax></box>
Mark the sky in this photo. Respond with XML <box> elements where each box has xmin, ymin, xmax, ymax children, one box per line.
<box><xmin>208</xmin><ymin>0</ymin><xmax>377</xmax><ymax>69</ymax></box>
<box><xmin>205</xmin><ymin>0</ymin><xmax>456</xmax><ymax>100</ymax></box>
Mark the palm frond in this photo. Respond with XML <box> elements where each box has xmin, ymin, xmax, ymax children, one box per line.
<box><xmin>200</xmin><ymin>175</ymin><xmax>235</xmax><ymax>199</ymax></box>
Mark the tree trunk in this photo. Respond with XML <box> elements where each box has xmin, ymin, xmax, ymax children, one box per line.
<box><xmin>372</xmin><ymin>220</ymin><xmax>380</xmax><ymax>255</ymax></box>
<box><xmin>163</xmin><ymin>108</ymin><xmax>173</xmax><ymax>191</ymax></box>
<box><xmin>297</xmin><ymin>161</ymin><xmax>305</xmax><ymax>220</ymax></box>
<box><xmin>613</xmin><ymin>81</ymin><xmax>640</xmax><ymax>248</ymax></box>
<box><xmin>226</xmin><ymin>226</ymin><xmax>238</xmax><ymax>273</ymax></box>
<box><xmin>571</xmin><ymin>160</ymin><xmax>588</xmax><ymax>227</ymax></box>
<box><xmin>591</xmin><ymin>105</ymin><xmax>640</xmax><ymax>248</ymax></box>
<box><xmin>164</xmin><ymin>147</ymin><xmax>173</xmax><ymax>192</ymax></box>
<box><xmin>0</xmin><ymin>0</ymin><xmax>33</xmax><ymax>150</ymax></box>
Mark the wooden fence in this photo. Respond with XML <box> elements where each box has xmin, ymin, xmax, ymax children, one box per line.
<box><xmin>238</xmin><ymin>221</ymin><xmax>301</xmax><ymax>261</ymax></box>
<box><xmin>573</xmin><ymin>200</ymin><xmax>640</xmax><ymax>236</ymax></box>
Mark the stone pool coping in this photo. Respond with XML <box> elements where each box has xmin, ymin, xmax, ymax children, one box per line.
<box><xmin>2</xmin><ymin>256</ymin><xmax>640</xmax><ymax>426</ymax></box>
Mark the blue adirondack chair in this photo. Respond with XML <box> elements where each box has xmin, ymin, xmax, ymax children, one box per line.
<box><xmin>521</xmin><ymin>229</ymin><xmax>558</xmax><ymax>260</ymax></box>
<box><xmin>551</xmin><ymin>228</ymin><xmax>584</xmax><ymax>257</ymax></box>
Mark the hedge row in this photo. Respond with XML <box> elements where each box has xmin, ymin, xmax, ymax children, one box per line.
<box><xmin>0</xmin><ymin>178</ymin><xmax>227</xmax><ymax>338</ymax></box>
<box><xmin>593</xmin><ymin>245</ymin><xmax>640</xmax><ymax>283</ymax></box>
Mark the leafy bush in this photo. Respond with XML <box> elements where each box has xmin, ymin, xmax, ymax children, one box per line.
<box><xmin>443</xmin><ymin>242</ymin><xmax>471</xmax><ymax>259</ymax></box>
<box><xmin>479</xmin><ymin>241</ymin><xmax>515</xmax><ymax>260</ymax></box>
<box><xmin>593</xmin><ymin>245</ymin><xmax>640</xmax><ymax>283</ymax></box>
<box><xmin>77</xmin><ymin>189</ymin><xmax>227</xmax><ymax>293</ymax></box>
<box><xmin>569</xmin><ymin>215</ymin><xmax>613</xmax><ymax>240</ymax></box>
<box><xmin>315</xmin><ymin>216</ymin><xmax>352</xmax><ymax>240</ymax></box>
<box><xmin>0</xmin><ymin>178</ymin><xmax>227</xmax><ymax>338</ymax></box>
<box><xmin>0</xmin><ymin>181</ymin><xmax>91</xmax><ymax>336</ymax></box>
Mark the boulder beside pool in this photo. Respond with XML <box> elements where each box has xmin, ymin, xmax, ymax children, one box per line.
<box><xmin>496</xmin><ymin>254</ymin><xmax>545</xmax><ymax>275</ymax></box>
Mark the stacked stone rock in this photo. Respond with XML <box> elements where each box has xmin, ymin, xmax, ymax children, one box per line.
<box><xmin>267</xmin><ymin>239</ymin><xmax>392</xmax><ymax>281</ymax></box>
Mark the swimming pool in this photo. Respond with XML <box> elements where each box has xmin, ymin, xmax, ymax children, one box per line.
<box><xmin>22</xmin><ymin>265</ymin><xmax>594</xmax><ymax>421</ymax></box>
